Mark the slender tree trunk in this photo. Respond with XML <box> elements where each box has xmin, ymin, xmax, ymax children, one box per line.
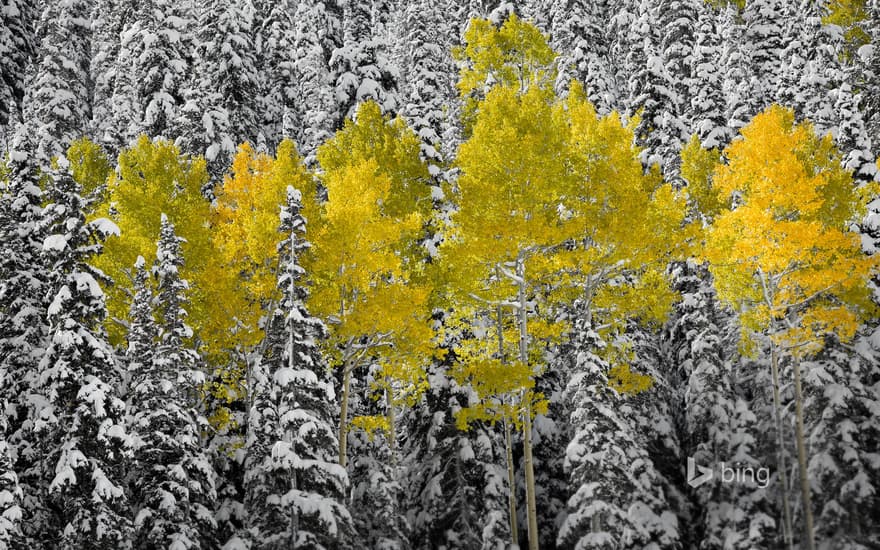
<box><xmin>769</xmin><ymin>345</ymin><xmax>794</xmax><ymax>550</ymax></box>
<box><xmin>791</xmin><ymin>357</ymin><xmax>816</xmax><ymax>550</ymax></box>
<box><xmin>385</xmin><ymin>382</ymin><xmax>397</xmax><ymax>463</ymax></box>
<box><xmin>288</xmin><ymin>264</ymin><xmax>300</xmax><ymax>545</ymax></box>
<box><xmin>338</xmin><ymin>353</ymin><xmax>352</xmax><ymax>467</ymax></box>
<box><xmin>504</xmin><ymin>418</ymin><xmax>519</xmax><ymax>548</ymax></box>
<box><xmin>516</xmin><ymin>257</ymin><xmax>539</xmax><ymax>550</ymax></box>
<box><xmin>496</xmin><ymin>296</ymin><xmax>519</xmax><ymax>547</ymax></box>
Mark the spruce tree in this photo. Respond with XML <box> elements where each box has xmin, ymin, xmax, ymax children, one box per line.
<box><xmin>128</xmin><ymin>215</ymin><xmax>218</xmax><ymax>549</ymax></box>
<box><xmin>400</xmin><ymin>0</ymin><xmax>457</xmax><ymax>172</ymax></box>
<box><xmin>33</xmin><ymin>155</ymin><xmax>132</xmax><ymax>548</ymax></box>
<box><xmin>112</xmin><ymin>0</ymin><xmax>190</xmax><ymax>147</ymax></box>
<box><xmin>178</xmin><ymin>0</ymin><xmax>260</xmax><ymax>176</ymax></box>
<box><xmin>690</xmin><ymin>1</ymin><xmax>732</xmax><ymax>148</ymax></box>
<box><xmin>291</xmin><ymin>0</ymin><xmax>338</xmax><ymax>164</ymax></box>
<box><xmin>21</xmin><ymin>0</ymin><xmax>92</xmax><ymax>168</ymax></box>
<box><xmin>0</xmin><ymin>439</ymin><xmax>23</xmax><ymax>549</ymax></box>
<box><xmin>89</xmin><ymin>0</ymin><xmax>136</xmax><ymax>152</ymax></box>
<box><xmin>330</xmin><ymin>0</ymin><xmax>400</xmax><ymax>127</ymax></box>
<box><xmin>804</xmin><ymin>338</ymin><xmax>880</xmax><ymax>547</ymax></box>
<box><xmin>549</xmin><ymin>0</ymin><xmax>618</xmax><ymax>113</ymax></box>
<box><xmin>0</xmin><ymin>0</ymin><xmax>34</xmax><ymax>138</ymax></box>
<box><xmin>556</xmin><ymin>315</ymin><xmax>680</xmax><ymax>550</ymax></box>
<box><xmin>242</xmin><ymin>187</ymin><xmax>352</xmax><ymax>549</ymax></box>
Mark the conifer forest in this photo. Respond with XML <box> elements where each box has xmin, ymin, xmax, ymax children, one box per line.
<box><xmin>3</xmin><ymin>0</ymin><xmax>880</xmax><ymax>548</ymax></box>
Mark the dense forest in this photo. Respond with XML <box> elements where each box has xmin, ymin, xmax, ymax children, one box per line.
<box><xmin>1</xmin><ymin>0</ymin><xmax>880</xmax><ymax>549</ymax></box>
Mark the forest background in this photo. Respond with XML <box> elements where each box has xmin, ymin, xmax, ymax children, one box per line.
<box><xmin>1</xmin><ymin>0</ymin><xmax>880</xmax><ymax>549</ymax></box>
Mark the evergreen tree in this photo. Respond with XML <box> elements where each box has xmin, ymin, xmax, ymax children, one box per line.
<box><xmin>112</xmin><ymin>0</ymin><xmax>190</xmax><ymax>147</ymax></box>
<box><xmin>0</xmin><ymin>0</ymin><xmax>34</xmax><ymax>138</ymax></box>
<box><xmin>627</xmin><ymin>0</ymin><xmax>688</xmax><ymax>175</ymax></box>
<box><xmin>690</xmin><ymin>1</ymin><xmax>732</xmax><ymax>148</ymax></box>
<box><xmin>21</xmin><ymin>0</ymin><xmax>92</xmax><ymax>168</ymax></box>
<box><xmin>0</xmin><ymin>439</ymin><xmax>23</xmax><ymax>549</ymax></box>
<box><xmin>89</xmin><ymin>0</ymin><xmax>136</xmax><ymax>152</ymax></box>
<box><xmin>178</xmin><ymin>0</ymin><xmax>260</xmax><ymax>175</ymax></box>
<box><xmin>549</xmin><ymin>0</ymin><xmax>618</xmax><ymax>113</ymax></box>
<box><xmin>33</xmin><ymin>155</ymin><xmax>132</xmax><ymax>548</ymax></box>
<box><xmin>0</xmin><ymin>132</ymin><xmax>53</xmax><ymax>546</ymax></box>
<box><xmin>290</xmin><ymin>0</ymin><xmax>338</xmax><ymax>163</ymax></box>
<box><xmin>556</xmin><ymin>316</ymin><xmax>680</xmax><ymax>550</ymax></box>
<box><xmin>128</xmin><ymin>215</ymin><xmax>218</xmax><ymax>549</ymax></box>
<box><xmin>720</xmin><ymin>4</ymin><xmax>758</xmax><ymax>132</ymax></box>
<box><xmin>804</xmin><ymin>337</ymin><xmax>880</xmax><ymax>547</ymax></box>
<box><xmin>666</xmin><ymin>261</ymin><xmax>777</xmax><ymax>548</ymax></box>
<box><xmin>742</xmin><ymin>0</ymin><xmax>787</xmax><ymax>111</ymax></box>
<box><xmin>242</xmin><ymin>187</ymin><xmax>352</xmax><ymax>548</ymax></box>
<box><xmin>329</xmin><ymin>0</ymin><xmax>401</xmax><ymax>127</ymax></box>
<box><xmin>400</xmin><ymin>0</ymin><xmax>457</xmax><ymax>172</ymax></box>
<box><xmin>401</xmin><ymin>345</ymin><xmax>511</xmax><ymax>550</ymax></box>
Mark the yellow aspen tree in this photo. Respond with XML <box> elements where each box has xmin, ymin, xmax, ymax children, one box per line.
<box><xmin>93</xmin><ymin>136</ymin><xmax>244</xmax><ymax>425</ymax></box>
<box><xmin>212</xmin><ymin>140</ymin><xmax>316</xmax><ymax>348</ymax></box>
<box><xmin>554</xmin><ymin>84</ymin><xmax>690</xmax><ymax>385</ymax></box>
<box><xmin>703</xmin><ymin>105</ymin><xmax>880</xmax><ymax>550</ymax></box>
<box><xmin>307</xmin><ymin>101</ymin><xmax>434</xmax><ymax>467</ymax></box>
<box><xmin>449</xmin><ymin>17</ymin><xmax>573</xmax><ymax>547</ymax></box>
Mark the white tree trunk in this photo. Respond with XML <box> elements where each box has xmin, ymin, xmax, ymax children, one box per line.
<box><xmin>516</xmin><ymin>257</ymin><xmax>539</xmax><ymax>550</ymax></box>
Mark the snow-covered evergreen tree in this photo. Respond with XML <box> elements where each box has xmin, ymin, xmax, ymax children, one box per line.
<box><xmin>690</xmin><ymin>1</ymin><xmax>732</xmax><ymax>148</ymax></box>
<box><xmin>549</xmin><ymin>0</ymin><xmax>618</xmax><ymax>113</ymax></box>
<box><xmin>627</xmin><ymin>0</ymin><xmax>688</xmax><ymax>175</ymax></box>
<box><xmin>112</xmin><ymin>0</ymin><xmax>190</xmax><ymax>147</ymax></box>
<box><xmin>178</xmin><ymin>0</ymin><xmax>260</xmax><ymax>175</ymax></box>
<box><xmin>720</xmin><ymin>4</ymin><xmax>759</xmax><ymax>133</ymax></box>
<box><xmin>0</xmin><ymin>439</ymin><xmax>23</xmax><ymax>549</ymax></box>
<box><xmin>33</xmin><ymin>155</ymin><xmax>132</xmax><ymax>548</ymax></box>
<box><xmin>242</xmin><ymin>186</ymin><xmax>352</xmax><ymax>549</ymax></box>
<box><xmin>0</xmin><ymin>132</ymin><xmax>53</xmax><ymax>547</ymax></box>
<box><xmin>330</xmin><ymin>0</ymin><xmax>400</xmax><ymax>127</ymax></box>
<box><xmin>557</xmin><ymin>314</ymin><xmax>680</xmax><ymax>550</ymax></box>
<box><xmin>20</xmin><ymin>0</ymin><xmax>92</xmax><ymax>168</ymax></box>
<box><xmin>400</xmin><ymin>0</ymin><xmax>457</xmax><ymax>173</ymax></box>
<box><xmin>803</xmin><ymin>335</ymin><xmax>880</xmax><ymax>548</ymax></box>
<box><xmin>128</xmin><ymin>215</ymin><xmax>218</xmax><ymax>549</ymax></box>
<box><xmin>89</xmin><ymin>0</ymin><xmax>135</xmax><ymax>151</ymax></box>
<box><xmin>401</xmin><ymin>359</ymin><xmax>511</xmax><ymax>550</ymax></box>
<box><xmin>742</xmin><ymin>0</ymin><xmax>786</xmax><ymax>112</ymax></box>
<box><xmin>666</xmin><ymin>261</ymin><xmax>777</xmax><ymax>549</ymax></box>
<box><xmin>291</xmin><ymin>0</ymin><xmax>339</xmax><ymax>163</ymax></box>
<box><xmin>0</xmin><ymin>0</ymin><xmax>34</xmax><ymax>139</ymax></box>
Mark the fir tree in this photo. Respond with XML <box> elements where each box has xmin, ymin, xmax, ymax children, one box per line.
<box><xmin>242</xmin><ymin>187</ymin><xmax>352</xmax><ymax>549</ymax></box>
<box><xmin>89</xmin><ymin>0</ymin><xmax>136</xmax><ymax>152</ymax></box>
<box><xmin>0</xmin><ymin>439</ymin><xmax>23</xmax><ymax>549</ymax></box>
<box><xmin>804</xmin><ymin>337</ymin><xmax>880</xmax><ymax>547</ymax></box>
<box><xmin>0</xmin><ymin>132</ymin><xmax>53</xmax><ymax>546</ymax></box>
<box><xmin>329</xmin><ymin>0</ymin><xmax>401</xmax><ymax>127</ymax></box>
<box><xmin>128</xmin><ymin>215</ymin><xmax>218</xmax><ymax>549</ymax></box>
<box><xmin>112</xmin><ymin>0</ymin><xmax>190</xmax><ymax>147</ymax></box>
<box><xmin>0</xmin><ymin>0</ymin><xmax>34</xmax><ymax>138</ymax></box>
<box><xmin>178</xmin><ymin>0</ymin><xmax>260</xmax><ymax>176</ymax></box>
<box><xmin>291</xmin><ymin>0</ymin><xmax>338</xmax><ymax>164</ymax></box>
<box><xmin>627</xmin><ymin>0</ymin><xmax>688</xmax><ymax>175</ymax></box>
<box><xmin>690</xmin><ymin>1</ymin><xmax>732</xmax><ymax>148</ymax></box>
<box><xmin>549</xmin><ymin>0</ymin><xmax>618</xmax><ymax>113</ymax></box>
<box><xmin>33</xmin><ymin>155</ymin><xmax>132</xmax><ymax>548</ymax></box>
<box><xmin>21</xmin><ymin>0</ymin><xmax>92</xmax><ymax>168</ymax></box>
<box><xmin>400</xmin><ymin>0</ymin><xmax>457</xmax><ymax>172</ymax></box>
<box><xmin>556</xmin><ymin>315</ymin><xmax>680</xmax><ymax>550</ymax></box>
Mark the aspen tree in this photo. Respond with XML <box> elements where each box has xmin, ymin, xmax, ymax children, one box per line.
<box><xmin>703</xmin><ymin>105</ymin><xmax>880</xmax><ymax>550</ymax></box>
<box><xmin>308</xmin><ymin>101</ymin><xmax>433</xmax><ymax>467</ymax></box>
